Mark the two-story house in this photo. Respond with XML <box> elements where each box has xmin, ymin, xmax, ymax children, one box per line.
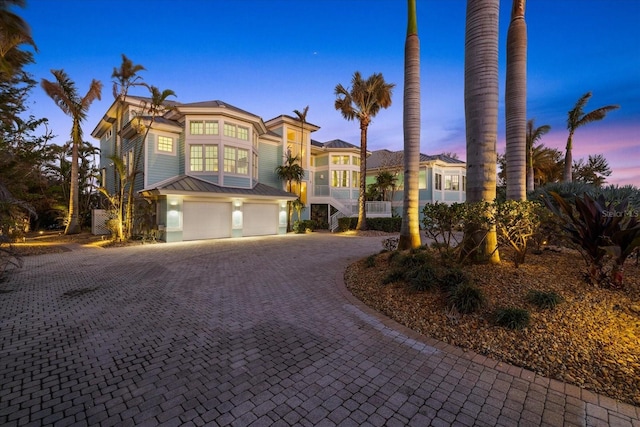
<box><xmin>91</xmin><ymin>96</ymin><xmax>466</xmax><ymax>242</ymax></box>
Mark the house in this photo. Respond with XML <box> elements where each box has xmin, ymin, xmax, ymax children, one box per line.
<box><xmin>91</xmin><ymin>96</ymin><xmax>466</xmax><ymax>242</ymax></box>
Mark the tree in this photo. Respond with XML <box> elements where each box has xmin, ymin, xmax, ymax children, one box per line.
<box><xmin>573</xmin><ymin>154</ymin><xmax>611</xmax><ymax>187</ymax></box>
<box><xmin>525</xmin><ymin>119</ymin><xmax>550</xmax><ymax>192</ymax></box>
<box><xmin>399</xmin><ymin>0</ymin><xmax>421</xmax><ymax>250</ymax></box>
<box><xmin>41</xmin><ymin>70</ymin><xmax>102</xmax><ymax>234</ymax></box>
<box><xmin>334</xmin><ymin>72</ymin><xmax>395</xmax><ymax>231</ymax></box>
<box><xmin>0</xmin><ymin>0</ymin><xmax>35</xmax><ymax>77</ymax></box>
<box><xmin>275</xmin><ymin>149</ymin><xmax>304</xmax><ymax>232</ymax></box>
<box><xmin>564</xmin><ymin>92</ymin><xmax>619</xmax><ymax>182</ymax></box>
<box><xmin>505</xmin><ymin>0</ymin><xmax>527</xmax><ymax>201</ymax></box>
<box><xmin>464</xmin><ymin>0</ymin><xmax>500</xmax><ymax>263</ymax></box>
<box><xmin>292</xmin><ymin>105</ymin><xmax>309</xmax><ymax>213</ymax></box>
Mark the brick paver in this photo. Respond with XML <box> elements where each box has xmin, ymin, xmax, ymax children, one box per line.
<box><xmin>1</xmin><ymin>233</ymin><xmax>638</xmax><ymax>426</ymax></box>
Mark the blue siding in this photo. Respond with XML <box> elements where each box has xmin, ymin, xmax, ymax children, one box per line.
<box><xmin>315</xmin><ymin>155</ymin><xmax>328</xmax><ymax>167</ymax></box>
<box><xmin>195</xmin><ymin>175</ymin><xmax>220</xmax><ymax>185</ymax></box>
<box><xmin>258</xmin><ymin>142</ymin><xmax>281</xmax><ymax>188</ymax></box>
<box><xmin>223</xmin><ymin>175</ymin><xmax>251</xmax><ymax>188</ymax></box>
<box><xmin>146</xmin><ymin>133</ymin><xmax>180</xmax><ymax>186</ymax></box>
<box><xmin>178</xmin><ymin>133</ymin><xmax>185</xmax><ymax>175</ymax></box>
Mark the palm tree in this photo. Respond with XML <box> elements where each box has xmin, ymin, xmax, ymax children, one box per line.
<box><xmin>275</xmin><ymin>149</ymin><xmax>304</xmax><ymax>232</ymax></box>
<box><xmin>398</xmin><ymin>0</ymin><xmax>421</xmax><ymax>250</ymax></box>
<box><xmin>0</xmin><ymin>0</ymin><xmax>35</xmax><ymax>76</ymax></box>
<box><xmin>292</xmin><ymin>105</ymin><xmax>309</xmax><ymax>204</ymax></box>
<box><xmin>41</xmin><ymin>70</ymin><xmax>102</xmax><ymax>235</ymax></box>
<box><xmin>464</xmin><ymin>0</ymin><xmax>500</xmax><ymax>263</ymax></box>
<box><xmin>505</xmin><ymin>0</ymin><xmax>527</xmax><ymax>201</ymax></box>
<box><xmin>563</xmin><ymin>91</ymin><xmax>619</xmax><ymax>182</ymax></box>
<box><xmin>525</xmin><ymin>119</ymin><xmax>550</xmax><ymax>192</ymax></box>
<box><xmin>375</xmin><ymin>170</ymin><xmax>397</xmax><ymax>202</ymax></box>
<box><xmin>335</xmin><ymin>72</ymin><xmax>395</xmax><ymax>231</ymax></box>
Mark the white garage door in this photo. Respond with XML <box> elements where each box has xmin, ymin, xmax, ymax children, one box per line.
<box><xmin>183</xmin><ymin>201</ymin><xmax>231</xmax><ymax>240</ymax></box>
<box><xmin>243</xmin><ymin>203</ymin><xmax>278</xmax><ymax>236</ymax></box>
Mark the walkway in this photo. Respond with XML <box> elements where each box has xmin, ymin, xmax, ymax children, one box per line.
<box><xmin>0</xmin><ymin>233</ymin><xmax>638</xmax><ymax>426</ymax></box>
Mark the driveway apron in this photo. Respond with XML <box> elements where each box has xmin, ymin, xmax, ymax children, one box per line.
<box><xmin>1</xmin><ymin>233</ymin><xmax>638</xmax><ymax>426</ymax></box>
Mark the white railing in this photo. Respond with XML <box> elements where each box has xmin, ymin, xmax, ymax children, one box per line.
<box><xmin>330</xmin><ymin>210</ymin><xmax>346</xmax><ymax>232</ymax></box>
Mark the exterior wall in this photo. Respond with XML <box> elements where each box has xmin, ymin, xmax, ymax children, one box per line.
<box><xmin>258</xmin><ymin>141</ymin><xmax>280</xmax><ymax>188</ymax></box>
<box><xmin>146</xmin><ymin>132</ymin><xmax>181</xmax><ymax>188</ymax></box>
<box><xmin>222</xmin><ymin>175</ymin><xmax>251</xmax><ymax>188</ymax></box>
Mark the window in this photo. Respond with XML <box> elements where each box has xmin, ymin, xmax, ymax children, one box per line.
<box><xmin>445</xmin><ymin>175</ymin><xmax>459</xmax><ymax>191</ymax></box>
<box><xmin>419</xmin><ymin>168</ymin><xmax>426</xmax><ymax>189</ymax></box>
<box><xmin>435</xmin><ymin>173</ymin><xmax>442</xmax><ymax>190</ymax></box>
<box><xmin>252</xmin><ymin>152</ymin><xmax>258</xmax><ymax>179</ymax></box>
<box><xmin>127</xmin><ymin>150</ymin><xmax>134</xmax><ymax>174</ymax></box>
<box><xmin>331</xmin><ymin>155</ymin><xmax>350</xmax><ymax>165</ymax></box>
<box><xmin>237</xmin><ymin>126</ymin><xmax>249</xmax><ymax>141</ymax></box>
<box><xmin>223</xmin><ymin>123</ymin><xmax>236</xmax><ymax>138</ymax></box>
<box><xmin>332</xmin><ymin>170</ymin><xmax>349</xmax><ymax>187</ymax></box>
<box><xmin>462</xmin><ymin>175</ymin><xmax>466</xmax><ymax>191</ymax></box>
<box><xmin>106</xmin><ymin>128</ymin><xmax>112</xmax><ymax>139</ymax></box>
<box><xmin>205</xmin><ymin>121</ymin><xmax>218</xmax><ymax>135</ymax></box>
<box><xmin>190</xmin><ymin>120</ymin><xmax>218</xmax><ymax>135</ymax></box>
<box><xmin>352</xmin><ymin>156</ymin><xmax>361</xmax><ymax>166</ymax></box>
<box><xmin>190</xmin><ymin>145</ymin><xmax>219</xmax><ymax>172</ymax></box>
<box><xmin>352</xmin><ymin>171</ymin><xmax>360</xmax><ymax>188</ymax></box>
<box><xmin>224</xmin><ymin>146</ymin><xmax>249</xmax><ymax>175</ymax></box>
<box><xmin>157</xmin><ymin>135</ymin><xmax>173</xmax><ymax>153</ymax></box>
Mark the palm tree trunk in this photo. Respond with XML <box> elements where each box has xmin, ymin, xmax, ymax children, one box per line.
<box><xmin>563</xmin><ymin>131</ymin><xmax>574</xmax><ymax>182</ymax></box>
<box><xmin>356</xmin><ymin>122</ymin><xmax>368</xmax><ymax>231</ymax></box>
<box><xmin>464</xmin><ymin>0</ymin><xmax>500</xmax><ymax>263</ymax></box>
<box><xmin>505</xmin><ymin>0</ymin><xmax>527</xmax><ymax>201</ymax></box>
<box><xmin>526</xmin><ymin>146</ymin><xmax>535</xmax><ymax>192</ymax></box>
<box><xmin>399</xmin><ymin>0</ymin><xmax>421</xmax><ymax>250</ymax></box>
<box><xmin>65</xmin><ymin>122</ymin><xmax>81</xmax><ymax>235</ymax></box>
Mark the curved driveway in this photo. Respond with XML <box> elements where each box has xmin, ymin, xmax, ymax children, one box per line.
<box><xmin>1</xmin><ymin>233</ymin><xmax>638</xmax><ymax>426</ymax></box>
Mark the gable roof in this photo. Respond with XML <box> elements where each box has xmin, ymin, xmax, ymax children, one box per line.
<box><xmin>311</xmin><ymin>139</ymin><xmax>360</xmax><ymax>150</ymax></box>
<box><xmin>140</xmin><ymin>175</ymin><xmax>296</xmax><ymax>200</ymax></box>
<box><xmin>367</xmin><ymin>149</ymin><xmax>465</xmax><ymax>170</ymax></box>
<box><xmin>177</xmin><ymin>100</ymin><xmax>260</xmax><ymax>119</ymax></box>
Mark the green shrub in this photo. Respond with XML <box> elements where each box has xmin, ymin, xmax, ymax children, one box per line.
<box><xmin>293</xmin><ymin>220</ymin><xmax>317</xmax><ymax>233</ymax></box>
<box><xmin>494</xmin><ymin>307</ymin><xmax>530</xmax><ymax>330</ymax></box>
<box><xmin>391</xmin><ymin>251</ymin><xmax>432</xmax><ymax>269</ymax></box>
<box><xmin>406</xmin><ymin>265</ymin><xmax>438</xmax><ymax>292</ymax></box>
<box><xmin>365</xmin><ymin>255</ymin><xmax>376</xmax><ymax>268</ymax></box>
<box><xmin>448</xmin><ymin>283</ymin><xmax>484</xmax><ymax>314</ymax></box>
<box><xmin>526</xmin><ymin>290</ymin><xmax>563</xmax><ymax>309</ymax></box>
<box><xmin>337</xmin><ymin>217</ymin><xmax>354</xmax><ymax>232</ymax></box>
<box><xmin>381</xmin><ymin>236</ymin><xmax>399</xmax><ymax>251</ymax></box>
<box><xmin>494</xmin><ymin>200</ymin><xmax>542</xmax><ymax>267</ymax></box>
<box><xmin>438</xmin><ymin>268</ymin><xmax>469</xmax><ymax>292</ymax></box>
<box><xmin>382</xmin><ymin>269</ymin><xmax>406</xmax><ymax>284</ymax></box>
<box><xmin>367</xmin><ymin>217</ymin><xmax>402</xmax><ymax>232</ymax></box>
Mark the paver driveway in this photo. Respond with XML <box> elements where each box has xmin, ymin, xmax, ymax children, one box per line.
<box><xmin>1</xmin><ymin>233</ymin><xmax>638</xmax><ymax>426</ymax></box>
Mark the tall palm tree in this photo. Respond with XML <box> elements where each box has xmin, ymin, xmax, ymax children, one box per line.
<box><xmin>464</xmin><ymin>0</ymin><xmax>500</xmax><ymax>263</ymax></box>
<box><xmin>292</xmin><ymin>105</ymin><xmax>309</xmax><ymax>200</ymax></box>
<box><xmin>399</xmin><ymin>0</ymin><xmax>421</xmax><ymax>250</ymax></box>
<box><xmin>41</xmin><ymin>70</ymin><xmax>102</xmax><ymax>235</ymax></box>
<box><xmin>335</xmin><ymin>72</ymin><xmax>395</xmax><ymax>231</ymax></box>
<box><xmin>275</xmin><ymin>149</ymin><xmax>304</xmax><ymax>232</ymax></box>
<box><xmin>505</xmin><ymin>0</ymin><xmax>527</xmax><ymax>201</ymax></box>
<box><xmin>525</xmin><ymin>119</ymin><xmax>550</xmax><ymax>192</ymax></box>
<box><xmin>375</xmin><ymin>170</ymin><xmax>397</xmax><ymax>202</ymax></box>
<box><xmin>563</xmin><ymin>91</ymin><xmax>619</xmax><ymax>182</ymax></box>
<box><xmin>0</xmin><ymin>0</ymin><xmax>35</xmax><ymax>76</ymax></box>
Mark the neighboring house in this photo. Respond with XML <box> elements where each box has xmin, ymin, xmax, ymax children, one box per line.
<box><xmin>91</xmin><ymin>96</ymin><xmax>466</xmax><ymax>242</ymax></box>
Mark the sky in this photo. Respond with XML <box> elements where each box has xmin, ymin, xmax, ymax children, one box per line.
<box><xmin>18</xmin><ymin>0</ymin><xmax>640</xmax><ymax>186</ymax></box>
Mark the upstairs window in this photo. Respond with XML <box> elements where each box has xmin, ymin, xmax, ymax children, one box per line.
<box><xmin>331</xmin><ymin>155</ymin><xmax>350</xmax><ymax>165</ymax></box>
<box><xmin>190</xmin><ymin>145</ymin><xmax>218</xmax><ymax>172</ymax></box>
<box><xmin>435</xmin><ymin>173</ymin><xmax>442</xmax><ymax>190</ymax></box>
<box><xmin>445</xmin><ymin>175</ymin><xmax>459</xmax><ymax>191</ymax></box>
<box><xmin>352</xmin><ymin>156</ymin><xmax>361</xmax><ymax>166</ymax></box>
<box><xmin>332</xmin><ymin>170</ymin><xmax>349</xmax><ymax>187</ymax></box>
<box><xmin>157</xmin><ymin>135</ymin><xmax>174</xmax><ymax>153</ymax></box>
<box><xmin>190</xmin><ymin>120</ymin><xmax>219</xmax><ymax>135</ymax></box>
<box><xmin>237</xmin><ymin>126</ymin><xmax>249</xmax><ymax>141</ymax></box>
<box><xmin>224</xmin><ymin>146</ymin><xmax>249</xmax><ymax>175</ymax></box>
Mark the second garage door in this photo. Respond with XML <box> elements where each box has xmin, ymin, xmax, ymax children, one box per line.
<box><xmin>243</xmin><ymin>203</ymin><xmax>278</xmax><ymax>236</ymax></box>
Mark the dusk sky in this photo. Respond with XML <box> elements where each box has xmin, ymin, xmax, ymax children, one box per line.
<box><xmin>20</xmin><ymin>0</ymin><xmax>640</xmax><ymax>186</ymax></box>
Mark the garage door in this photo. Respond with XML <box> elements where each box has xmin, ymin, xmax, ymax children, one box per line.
<box><xmin>243</xmin><ymin>203</ymin><xmax>278</xmax><ymax>236</ymax></box>
<box><xmin>183</xmin><ymin>201</ymin><xmax>231</xmax><ymax>240</ymax></box>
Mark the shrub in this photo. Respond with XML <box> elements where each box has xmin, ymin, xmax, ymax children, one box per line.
<box><xmin>337</xmin><ymin>217</ymin><xmax>354</xmax><ymax>232</ymax></box>
<box><xmin>422</xmin><ymin>202</ymin><xmax>465</xmax><ymax>250</ymax></box>
<box><xmin>367</xmin><ymin>217</ymin><xmax>402</xmax><ymax>232</ymax></box>
<box><xmin>406</xmin><ymin>265</ymin><xmax>438</xmax><ymax>292</ymax></box>
<box><xmin>494</xmin><ymin>200</ymin><xmax>542</xmax><ymax>267</ymax></box>
<box><xmin>391</xmin><ymin>251</ymin><xmax>432</xmax><ymax>270</ymax></box>
<box><xmin>448</xmin><ymin>283</ymin><xmax>484</xmax><ymax>314</ymax></box>
<box><xmin>494</xmin><ymin>307</ymin><xmax>530</xmax><ymax>330</ymax></box>
<box><xmin>526</xmin><ymin>290</ymin><xmax>563</xmax><ymax>309</ymax></box>
<box><xmin>365</xmin><ymin>255</ymin><xmax>376</xmax><ymax>268</ymax></box>
<box><xmin>381</xmin><ymin>236</ymin><xmax>399</xmax><ymax>251</ymax></box>
<box><xmin>438</xmin><ymin>268</ymin><xmax>469</xmax><ymax>292</ymax></box>
<box><xmin>293</xmin><ymin>220</ymin><xmax>317</xmax><ymax>234</ymax></box>
<box><xmin>382</xmin><ymin>269</ymin><xmax>406</xmax><ymax>285</ymax></box>
<box><xmin>0</xmin><ymin>236</ymin><xmax>22</xmax><ymax>280</ymax></box>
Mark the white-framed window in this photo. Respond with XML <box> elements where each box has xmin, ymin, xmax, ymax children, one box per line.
<box><xmin>462</xmin><ymin>175</ymin><xmax>466</xmax><ymax>191</ymax></box>
<box><xmin>332</xmin><ymin>170</ymin><xmax>349</xmax><ymax>187</ymax></box>
<box><xmin>445</xmin><ymin>175</ymin><xmax>459</xmax><ymax>191</ymax></box>
<box><xmin>190</xmin><ymin>120</ymin><xmax>219</xmax><ymax>135</ymax></box>
<box><xmin>223</xmin><ymin>123</ymin><xmax>236</xmax><ymax>138</ymax></box>
<box><xmin>351</xmin><ymin>171</ymin><xmax>360</xmax><ymax>188</ymax></box>
<box><xmin>127</xmin><ymin>149</ymin><xmax>134</xmax><ymax>174</ymax></box>
<box><xmin>190</xmin><ymin>144</ymin><xmax>218</xmax><ymax>172</ymax></box>
<box><xmin>352</xmin><ymin>156</ymin><xmax>361</xmax><ymax>166</ymax></box>
<box><xmin>252</xmin><ymin>152</ymin><xmax>258</xmax><ymax>179</ymax></box>
<box><xmin>435</xmin><ymin>173</ymin><xmax>442</xmax><ymax>190</ymax></box>
<box><xmin>224</xmin><ymin>146</ymin><xmax>249</xmax><ymax>175</ymax></box>
<box><xmin>237</xmin><ymin>126</ymin><xmax>249</xmax><ymax>141</ymax></box>
<box><xmin>157</xmin><ymin>135</ymin><xmax>174</xmax><ymax>154</ymax></box>
<box><xmin>331</xmin><ymin>155</ymin><xmax>350</xmax><ymax>165</ymax></box>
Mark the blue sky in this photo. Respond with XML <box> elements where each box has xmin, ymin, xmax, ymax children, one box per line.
<box><xmin>20</xmin><ymin>0</ymin><xmax>640</xmax><ymax>185</ymax></box>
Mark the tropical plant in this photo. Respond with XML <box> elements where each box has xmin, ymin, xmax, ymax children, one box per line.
<box><xmin>422</xmin><ymin>202</ymin><xmax>465</xmax><ymax>250</ymax></box>
<box><xmin>448</xmin><ymin>282</ymin><xmax>484</xmax><ymax>314</ymax></box>
<box><xmin>573</xmin><ymin>154</ymin><xmax>611</xmax><ymax>187</ymax></box>
<box><xmin>0</xmin><ymin>0</ymin><xmax>35</xmax><ymax>77</ymax></box>
<box><xmin>494</xmin><ymin>307</ymin><xmax>530</xmax><ymax>329</ymax></box>
<box><xmin>525</xmin><ymin>119</ymin><xmax>551</xmax><ymax>192</ymax></box>
<box><xmin>275</xmin><ymin>149</ymin><xmax>304</xmax><ymax>232</ymax></box>
<box><xmin>399</xmin><ymin>0</ymin><xmax>421</xmax><ymax>250</ymax></box>
<box><xmin>463</xmin><ymin>0</ymin><xmax>500</xmax><ymax>264</ymax></box>
<box><xmin>41</xmin><ymin>70</ymin><xmax>102</xmax><ymax>234</ymax></box>
<box><xmin>494</xmin><ymin>200</ymin><xmax>541</xmax><ymax>267</ymax></box>
<box><xmin>544</xmin><ymin>191</ymin><xmax>640</xmax><ymax>288</ymax></box>
<box><xmin>563</xmin><ymin>92</ymin><xmax>619</xmax><ymax>182</ymax></box>
<box><xmin>505</xmin><ymin>0</ymin><xmax>527</xmax><ymax>201</ymax></box>
<box><xmin>526</xmin><ymin>290</ymin><xmax>562</xmax><ymax>309</ymax></box>
<box><xmin>334</xmin><ymin>71</ymin><xmax>395</xmax><ymax>231</ymax></box>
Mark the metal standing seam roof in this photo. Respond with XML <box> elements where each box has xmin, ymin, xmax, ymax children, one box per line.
<box><xmin>141</xmin><ymin>175</ymin><xmax>297</xmax><ymax>199</ymax></box>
